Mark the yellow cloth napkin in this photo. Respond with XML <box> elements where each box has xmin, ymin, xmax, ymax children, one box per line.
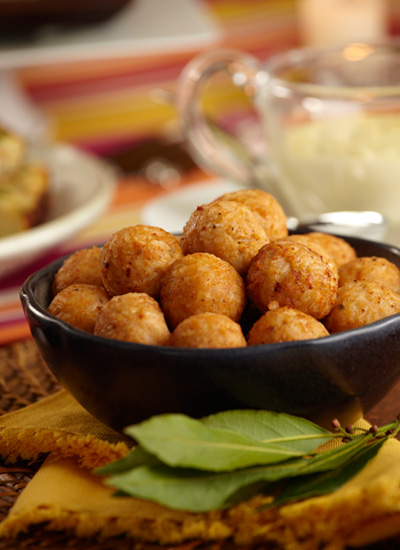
<box><xmin>0</xmin><ymin>389</ymin><xmax>130</xmax><ymax>468</ymax></box>
<box><xmin>1</xmin><ymin>390</ymin><xmax>400</xmax><ymax>549</ymax></box>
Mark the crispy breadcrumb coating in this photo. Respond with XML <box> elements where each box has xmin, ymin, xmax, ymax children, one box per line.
<box><xmin>168</xmin><ymin>312</ymin><xmax>247</xmax><ymax>348</ymax></box>
<box><xmin>182</xmin><ymin>200</ymin><xmax>268</xmax><ymax>275</ymax></box>
<box><xmin>48</xmin><ymin>283</ymin><xmax>110</xmax><ymax>333</ymax></box>
<box><xmin>52</xmin><ymin>247</ymin><xmax>103</xmax><ymax>296</ymax></box>
<box><xmin>160</xmin><ymin>252</ymin><xmax>246</xmax><ymax>329</ymax></box>
<box><xmin>339</xmin><ymin>256</ymin><xmax>400</xmax><ymax>292</ymax></box>
<box><xmin>248</xmin><ymin>306</ymin><xmax>329</xmax><ymax>345</ymax></box>
<box><xmin>215</xmin><ymin>188</ymin><xmax>288</xmax><ymax>241</ymax></box>
<box><xmin>246</xmin><ymin>239</ymin><xmax>338</xmax><ymax>319</ymax></box>
<box><xmin>101</xmin><ymin>225</ymin><xmax>182</xmax><ymax>298</ymax></box>
<box><xmin>324</xmin><ymin>281</ymin><xmax>400</xmax><ymax>332</ymax></box>
<box><xmin>302</xmin><ymin>231</ymin><xmax>357</xmax><ymax>268</ymax></box>
<box><xmin>94</xmin><ymin>292</ymin><xmax>170</xmax><ymax>345</ymax></box>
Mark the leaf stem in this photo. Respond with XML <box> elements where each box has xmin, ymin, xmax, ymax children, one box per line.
<box><xmin>261</xmin><ymin>433</ymin><xmax>340</xmax><ymax>445</ymax></box>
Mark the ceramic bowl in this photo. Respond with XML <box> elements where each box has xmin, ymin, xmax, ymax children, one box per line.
<box><xmin>20</xmin><ymin>235</ymin><xmax>400</xmax><ymax>432</ymax></box>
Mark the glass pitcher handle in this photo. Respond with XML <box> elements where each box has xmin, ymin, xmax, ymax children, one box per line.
<box><xmin>176</xmin><ymin>48</ymin><xmax>265</xmax><ymax>186</ymax></box>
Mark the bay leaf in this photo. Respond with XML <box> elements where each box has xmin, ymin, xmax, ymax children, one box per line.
<box><xmin>104</xmin><ymin>460</ymin><xmax>297</xmax><ymax>512</ymax></box>
<box><xmin>268</xmin><ymin>436</ymin><xmax>386</xmax><ymax>508</ymax></box>
<box><xmin>105</xmin><ymin>437</ymin><xmax>384</xmax><ymax>512</ymax></box>
<box><xmin>125</xmin><ymin>413</ymin><xmax>306</xmax><ymax>472</ymax></box>
<box><xmin>294</xmin><ymin>432</ymin><xmax>371</xmax><ymax>475</ymax></box>
<box><xmin>100</xmin><ymin>412</ymin><xmax>399</xmax><ymax>513</ymax></box>
<box><xmin>96</xmin><ymin>446</ymin><xmax>160</xmax><ymax>476</ymax></box>
<box><xmin>203</xmin><ymin>409</ymin><xmax>333</xmax><ymax>453</ymax></box>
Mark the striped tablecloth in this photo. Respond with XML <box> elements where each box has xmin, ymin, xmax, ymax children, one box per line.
<box><xmin>15</xmin><ymin>0</ymin><xmax>301</xmax><ymax>155</ymax></box>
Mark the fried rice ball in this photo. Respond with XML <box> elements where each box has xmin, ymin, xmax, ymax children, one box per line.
<box><xmin>160</xmin><ymin>252</ymin><xmax>246</xmax><ymax>329</ymax></box>
<box><xmin>167</xmin><ymin>312</ymin><xmax>247</xmax><ymax>349</ymax></box>
<box><xmin>94</xmin><ymin>292</ymin><xmax>170</xmax><ymax>345</ymax></box>
<box><xmin>246</xmin><ymin>240</ymin><xmax>338</xmax><ymax>319</ymax></box>
<box><xmin>247</xmin><ymin>306</ymin><xmax>329</xmax><ymax>345</ymax></box>
<box><xmin>182</xmin><ymin>200</ymin><xmax>268</xmax><ymax>275</ymax></box>
<box><xmin>215</xmin><ymin>188</ymin><xmax>288</xmax><ymax>241</ymax></box>
<box><xmin>302</xmin><ymin>232</ymin><xmax>357</xmax><ymax>269</ymax></box>
<box><xmin>338</xmin><ymin>256</ymin><xmax>400</xmax><ymax>292</ymax></box>
<box><xmin>283</xmin><ymin>234</ymin><xmax>338</xmax><ymax>278</ymax></box>
<box><xmin>48</xmin><ymin>283</ymin><xmax>110</xmax><ymax>333</ymax></box>
<box><xmin>324</xmin><ymin>281</ymin><xmax>400</xmax><ymax>333</ymax></box>
<box><xmin>101</xmin><ymin>225</ymin><xmax>182</xmax><ymax>298</ymax></box>
<box><xmin>52</xmin><ymin>247</ymin><xmax>103</xmax><ymax>296</ymax></box>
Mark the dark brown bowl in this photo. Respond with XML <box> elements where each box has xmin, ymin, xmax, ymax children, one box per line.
<box><xmin>20</xmin><ymin>235</ymin><xmax>400</xmax><ymax>432</ymax></box>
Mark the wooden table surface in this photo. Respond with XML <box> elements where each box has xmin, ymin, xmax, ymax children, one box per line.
<box><xmin>366</xmin><ymin>377</ymin><xmax>400</xmax><ymax>429</ymax></box>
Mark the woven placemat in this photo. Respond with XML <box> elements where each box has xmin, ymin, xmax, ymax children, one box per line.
<box><xmin>0</xmin><ymin>340</ymin><xmax>60</xmax><ymax>522</ymax></box>
<box><xmin>1</xmin><ymin>339</ymin><xmax>400</xmax><ymax>550</ymax></box>
<box><xmin>0</xmin><ymin>340</ymin><xmax>166</xmax><ymax>550</ymax></box>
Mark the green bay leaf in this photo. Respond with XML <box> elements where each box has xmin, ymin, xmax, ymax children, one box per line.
<box><xmin>100</xmin><ymin>412</ymin><xmax>399</xmax><ymax>513</ymax></box>
<box><xmin>202</xmin><ymin>409</ymin><xmax>333</xmax><ymax>453</ymax></box>
<box><xmin>95</xmin><ymin>446</ymin><xmax>160</xmax><ymax>476</ymax></box>
<box><xmin>295</xmin><ymin>432</ymin><xmax>373</xmax><ymax>475</ymax></box>
<box><xmin>105</xmin><ymin>457</ymin><xmax>306</xmax><ymax>512</ymax></box>
<box><xmin>124</xmin><ymin>413</ymin><xmax>305</xmax><ymax>472</ymax></box>
<box><xmin>268</xmin><ymin>436</ymin><xmax>387</xmax><ymax>508</ymax></box>
<box><xmin>105</xmin><ymin>437</ymin><xmax>386</xmax><ymax>513</ymax></box>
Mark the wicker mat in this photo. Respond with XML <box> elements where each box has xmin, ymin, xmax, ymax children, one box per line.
<box><xmin>1</xmin><ymin>339</ymin><xmax>400</xmax><ymax>550</ymax></box>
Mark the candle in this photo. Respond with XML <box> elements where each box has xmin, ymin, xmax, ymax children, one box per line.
<box><xmin>297</xmin><ymin>0</ymin><xmax>389</xmax><ymax>48</ymax></box>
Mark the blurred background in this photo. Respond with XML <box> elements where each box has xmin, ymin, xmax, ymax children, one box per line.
<box><xmin>2</xmin><ymin>0</ymin><xmax>399</xmax><ymax>166</ymax></box>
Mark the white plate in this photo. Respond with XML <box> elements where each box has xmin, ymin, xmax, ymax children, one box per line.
<box><xmin>0</xmin><ymin>143</ymin><xmax>116</xmax><ymax>279</ymax></box>
<box><xmin>141</xmin><ymin>179</ymin><xmax>244</xmax><ymax>233</ymax></box>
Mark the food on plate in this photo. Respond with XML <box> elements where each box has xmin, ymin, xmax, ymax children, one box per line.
<box><xmin>160</xmin><ymin>252</ymin><xmax>246</xmax><ymax>329</ymax></box>
<box><xmin>324</xmin><ymin>281</ymin><xmax>400</xmax><ymax>333</ymax></box>
<box><xmin>101</xmin><ymin>225</ymin><xmax>183</xmax><ymax>298</ymax></box>
<box><xmin>48</xmin><ymin>283</ymin><xmax>110</xmax><ymax>333</ymax></box>
<box><xmin>246</xmin><ymin>239</ymin><xmax>339</xmax><ymax>319</ymax></box>
<box><xmin>0</xmin><ymin>127</ymin><xmax>25</xmax><ymax>180</ymax></box>
<box><xmin>181</xmin><ymin>200</ymin><xmax>268</xmax><ymax>275</ymax></box>
<box><xmin>167</xmin><ymin>312</ymin><xmax>247</xmax><ymax>348</ymax></box>
<box><xmin>338</xmin><ymin>256</ymin><xmax>400</xmax><ymax>292</ymax></box>
<box><xmin>0</xmin><ymin>126</ymin><xmax>49</xmax><ymax>237</ymax></box>
<box><xmin>0</xmin><ymin>163</ymin><xmax>49</xmax><ymax>237</ymax></box>
<box><xmin>215</xmin><ymin>188</ymin><xmax>288</xmax><ymax>241</ymax></box>
<box><xmin>52</xmin><ymin>246</ymin><xmax>103</xmax><ymax>296</ymax></box>
<box><xmin>247</xmin><ymin>306</ymin><xmax>329</xmax><ymax>345</ymax></box>
<box><xmin>94</xmin><ymin>292</ymin><xmax>170</xmax><ymax>345</ymax></box>
<box><xmin>301</xmin><ymin>231</ymin><xmax>357</xmax><ymax>268</ymax></box>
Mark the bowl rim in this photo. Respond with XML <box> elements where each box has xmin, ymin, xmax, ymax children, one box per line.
<box><xmin>20</xmin><ymin>234</ymin><xmax>400</xmax><ymax>356</ymax></box>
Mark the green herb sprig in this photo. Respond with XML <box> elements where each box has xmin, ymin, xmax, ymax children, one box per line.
<box><xmin>96</xmin><ymin>410</ymin><xmax>400</xmax><ymax>513</ymax></box>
